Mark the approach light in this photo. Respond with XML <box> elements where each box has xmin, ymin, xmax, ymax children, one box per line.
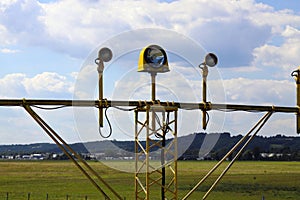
<box><xmin>96</xmin><ymin>47</ymin><xmax>113</xmax><ymax>128</ymax></box>
<box><xmin>99</xmin><ymin>47</ymin><xmax>113</xmax><ymax>62</ymax></box>
<box><xmin>138</xmin><ymin>45</ymin><xmax>169</xmax><ymax>73</ymax></box>
<box><xmin>204</xmin><ymin>53</ymin><xmax>218</xmax><ymax>67</ymax></box>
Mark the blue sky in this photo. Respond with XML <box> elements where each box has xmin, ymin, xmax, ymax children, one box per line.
<box><xmin>256</xmin><ymin>0</ymin><xmax>300</xmax><ymax>12</ymax></box>
<box><xmin>0</xmin><ymin>0</ymin><xmax>300</xmax><ymax>144</ymax></box>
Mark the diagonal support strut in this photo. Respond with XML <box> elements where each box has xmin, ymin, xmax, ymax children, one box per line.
<box><xmin>22</xmin><ymin>100</ymin><xmax>123</xmax><ymax>200</ymax></box>
<box><xmin>183</xmin><ymin>111</ymin><xmax>273</xmax><ymax>200</ymax></box>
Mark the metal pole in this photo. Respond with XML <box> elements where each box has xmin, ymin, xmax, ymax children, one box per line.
<box><xmin>202</xmin><ymin>65</ymin><xmax>208</xmax><ymax>130</ymax></box>
<box><xmin>291</xmin><ymin>68</ymin><xmax>300</xmax><ymax>133</ymax></box>
<box><xmin>151</xmin><ymin>73</ymin><xmax>156</xmax><ymax>101</ymax></box>
<box><xmin>174</xmin><ymin>110</ymin><xmax>178</xmax><ymax>199</ymax></box>
<box><xmin>296</xmin><ymin>73</ymin><xmax>300</xmax><ymax>134</ymax></box>
<box><xmin>97</xmin><ymin>55</ymin><xmax>105</xmax><ymax>127</ymax></box>
<box><xmin>134</xmin><ymin>110</ymin><xmax>139</xmax><ymax>200</ymax></box>
<box><xmin>161</xmin><ymin>111</ymin><xmax>166</xmax><ymax>200</ymax></box>
<box><xmin>296</xmin><ymin>69</ymin><xmax>300</xmax><ymax>133</ymax></box>
<box><xmin>150</xmin><ymin>72</ymin><xmax>167</xmax><ymax>199</ymax></box>
<box><xmin>146</xmin><ymin>106</ymin><xmax>150</xmax><ymax>200</ymax></box>
<box><xmin>151</xmin><ymin>73</ymin><xmax>156</xmax><ymax>200</ymax></box>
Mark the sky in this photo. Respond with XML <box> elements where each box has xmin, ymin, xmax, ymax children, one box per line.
<box><xmin>0</xmin><ymin>0</ymin><xmax>300</xmax><ymax>145</ymax></box>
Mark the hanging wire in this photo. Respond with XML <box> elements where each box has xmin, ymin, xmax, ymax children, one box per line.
<box><xmin>111</xmin><ymin>106</ymin><xmax>137</xmax><ymax>111</ymax></box>
<box><xmin>164</xmin><ymin>112</ymin><xmax>172</xmax><ymax>134</ymax></box>
<box><xmin>98</xmin><ymin>107</ymin><xmax>112</xmax><ymax>138</ymax></box>
<box><xmin>31</xmin><ymin>105</ymin><xmax>68</xmax><ymax>110</ymax></box>
<box><xmin>97</xmin><ymin>106</ymin><xmax>138</xmax><ymax>138</ymax></box>
<box><xmin>206</xmin><ymin>111</ymin><xmax>210</xmax><ymax>126</ymax></box>
<box><xmin>214</xmin><ymin>108</ymin><xmax>264</xmax><ymax>113</ymax></box>
<box><xmin>154</xmin><ymin>112</ymin><xmax>163</xmax><ymax>138</ymax></box>
<box><xmin>154</xmin><ymin>111</ymin><xmax>172</xmax><ymax>138</ymax></box>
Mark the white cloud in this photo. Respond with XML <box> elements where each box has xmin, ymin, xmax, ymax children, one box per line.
<box><xmin>0</xmin><ymin>106</ymin><xmax>79</xmax><ymax>144</ymax></box>
<box><xmin>0</xmin><ymin>48</ymin><xmax>19</xmax><ymax>53</ymax></box>
<box><xmin>0</xmin><ymin>0</ymin><xmax>45</xmax><ymax>44</ymax></box>
<box><xmin>282</xmin><ymin>25</ymin><xmax>300</xmax><ymax>38</ymax></box>
<box><xmin>0</xmin><ymin>72</ymin><xmax>74</xmax><ymax>98</ymax></box>
<box><xmin>221</xmin><ymin>78</ymin><xmax>295</xmax><ymax>106</ymax></box>
<box><xmin>0</xmin><ymin>73</ymin><xmax>27</xmax><ymax>98</ymax></box>
<box><xmin>40</xmin><ymin>0</ymin><xmax>299</xmax><ymax>68</ymax></box>
<box><xmin>253</xmin><ymin>26</ymin><xmax>300</xmax><ymax>77</ymax></box>
<box><xmin>220</xmin><ymin>111</ymin><xmax>295</xmax><ymax>136</ymax></box>
<box><xmin>0</xmin><ymin>0</ymin><xmax>18</xmax><ymax>12</ymax></box>
<box><xmin>249</xmin><ymin>7</ymin><xmax>300</xmax><ymax>34</ymax></box>
<box><xmin>0</xmin><ymin>0</ymin><xmax>298</xmax><ymax>64</ymax></box>
<box><xmin>24</xmin><ymin>72</ymin><xmax>67</xmax><ymax>92</ymax></box>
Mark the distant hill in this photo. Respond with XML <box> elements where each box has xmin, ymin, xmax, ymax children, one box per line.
<box><xmin>179</xmin><ymin>133</ymin><xmax>300</xmax><ymax>160</ymax></box>
<box><xmin>0</xmin><ymin>142</ymin><xmax>88</xmax><ymax>154</ymax></box>
<box><xmin>1</xmin><ymin>133</ymin><xmax>300</xmax><ymax>160</ymax></box>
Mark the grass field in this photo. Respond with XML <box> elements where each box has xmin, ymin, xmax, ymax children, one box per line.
<box><xmin>0</xmin><ymin>160</ymin><xmax>299</xmax><ymax>199</ymax></box>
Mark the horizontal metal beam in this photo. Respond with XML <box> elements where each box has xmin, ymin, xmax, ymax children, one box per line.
<box><xmin>210</xmin><ymin>103</ymin><xmax>299</xmax><ymax>113</ymax></box>
<box><xmin>0</xmin><ymin>99</ymin><xmax>298</xmax><ymax>113</ymax></box>
<box><xmin>0</xmin><ymin>99</ymin><xmax>98</xmax><ymax>107</ymax></box>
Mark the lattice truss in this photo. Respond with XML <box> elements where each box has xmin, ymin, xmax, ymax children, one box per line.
<box><xmin>135</xmin><ymin>105</ymin><xmax>178</xmax><ymax>200</ymax></box>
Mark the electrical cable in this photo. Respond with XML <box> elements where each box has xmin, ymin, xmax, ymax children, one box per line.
<box><xmin>98</xmin><ymin>107</ymin><xmax>112</xmax><ymax>138</ymax></box>
<box><xmin>181</xmin><ymin>107</ymin><xmax>265</xmax><ymax>113</ymax></box>
<box><xmin>153</xmin><ymin>111</ymin><xmax>173</xmax><ymax>138</ymax></box>
<box><xmin>154</xmin><ymin>112</ymin><xmax>163</xmax><ymax>138</ymax></box>
<box><xmin>165</xmin><ymin>112</ymin><xmax>172</xmax><ymax>134</ymax></box>
<box><xmin>214</xmin><ymin>108</ymin><xmax>265</xmax><ymax>113</ymax></box>
<box><xmin>31</xmin><ymin>105</ymin><xmax>68</xmax><ymax>110</ymax></box>
<box><xmin>206</xmin><ymin>111</ymin><xmax>210</xmax><ymax>125</ymax></box>
<box><xmin>97</xmin><ymin>106</ymin><xmax>139</xmax><ymax>138</ymax></box>
<box><xmin>111</xmin><ymin>106</ymin><xmax>137</xmax><ymax>111</ymax></box>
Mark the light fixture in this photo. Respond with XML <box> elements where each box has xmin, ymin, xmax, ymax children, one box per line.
<box><xmin>200</xmin><ymin>52</ymin><xmax>218</xmax><ymax>130</ymax></box>
<box><xmin>138</xmin><ymin>45</ymin><xmax>169</xmax><ymax>73</ymax></box>
<box><xmin>204</xmin><ymin>53</ymin><xmax>218</xmax><ymax>67</ymax></box>
<box><xmin>99</xmin><ymin>47</ymin><xmax>113</xmax><ymax>62</ymax></box>
<box><xmin>96</xmin><ymin>47</ymin><xmax>113</xmax><ymax>128</ymax></box>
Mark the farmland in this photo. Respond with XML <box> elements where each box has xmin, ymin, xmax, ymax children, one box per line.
<box><xmin>0</xmin><ymin>161</ymin><xmax>299</xmax><ymax>199</ymax></box>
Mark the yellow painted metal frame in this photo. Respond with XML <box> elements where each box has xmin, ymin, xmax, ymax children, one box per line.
<box><xmin>135</xmin><ymin>105</ymin><xmax>178</xmax><ymax>200</ymax></box>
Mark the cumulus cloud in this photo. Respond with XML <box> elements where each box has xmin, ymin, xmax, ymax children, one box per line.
<box><xmin>0</xmin><ymin>72</ymin><xmax>74</xmax><ymax>98</ymax></box>
<box><xmin>253</xmin><ymin>26</ymin><xmax>300</xmax><ymax>77</ymax></box>
<box><xmin>0</xmin><ymin>73</ymin><xmax>27</xmax><ymax>98</ymax></box>
<box><xmin>0</xmin><ymin>0</ymin><xmax>298</xmax><ymax>66</ymax></box>
<box><xmin>221</xmin><ymin>78</ymin><xmax>295</xmax><ymax>106</ymax></box>
<box><xmin>0</xmin><ymin>0</ymin><xmax>45</xmax><ymax>45</ymax></box>
<box><xmin>24</xmin><ymin>72</ymin><xmax>73</xmax><ymax>94</ymax></box>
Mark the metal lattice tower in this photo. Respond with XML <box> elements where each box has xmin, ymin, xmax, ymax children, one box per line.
<box><xmin>135</xmin><ymin>105</ymin><xmax>178</xmax><ymax>199</ymax></box>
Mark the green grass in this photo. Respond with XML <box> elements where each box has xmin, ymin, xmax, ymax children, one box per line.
<box><xmin>0</xmin><ymin>161</ymin><xmax>299</xmax><ymax>199</ymax></box>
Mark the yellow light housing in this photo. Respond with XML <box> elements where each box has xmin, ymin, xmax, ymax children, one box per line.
<box><xmin>138</xmin><ymin>45</ymin><xmax>169</xmax><ymax>73</ymax></box>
